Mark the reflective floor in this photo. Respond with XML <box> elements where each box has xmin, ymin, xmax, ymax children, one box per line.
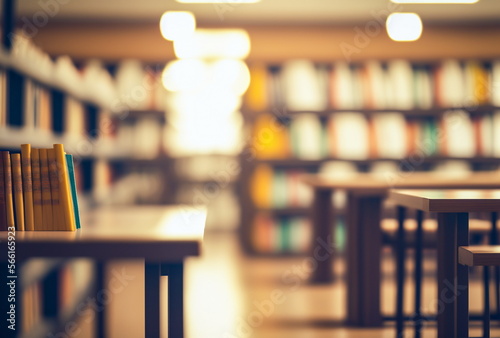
<box><xmin>104</xmin><ymin>232</ymin><xmax>500</xmax><ymax>338</ymax></box>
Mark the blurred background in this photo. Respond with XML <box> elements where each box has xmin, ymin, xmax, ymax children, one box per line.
<box><xmin>2</xmin><ymin>0</ymin><xmax>500</xmax><ymax>337</ymax></box>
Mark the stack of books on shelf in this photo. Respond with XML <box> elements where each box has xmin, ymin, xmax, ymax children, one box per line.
<box><xmin>250</xmin><ymin>110</ymin><xmax>500</xmax><ymax>160</ymax></box>
<box><xmin>0</xmin><ymin>144</ymin><xmax>80</xmax><ymax>231</ymax></box>
<box><xmin>252</xmin><ymin>213</ymin><xmax>311</xmax><ymax>253</ymax></box>
<box><xmin>250</xmin><ymin>165</ymin><xmax>312</xmax><ymax>209</ymax></box>
<box><xmin>245</xmin><ymin>59</ymin><xmax>500</xmax><ymax>111</ymax></box>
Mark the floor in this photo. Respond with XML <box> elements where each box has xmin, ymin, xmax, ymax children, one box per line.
<box><xmin>101</xmin><ymin>231</ymin><xmax>500</xmax><ymax>338</ymax></box>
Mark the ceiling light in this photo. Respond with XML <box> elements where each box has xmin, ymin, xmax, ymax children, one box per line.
<box><xmin>159</xmin><ymin>11</ymin><xmax>196</xmax><ymax>41</ymax></box>
<box><xmin>391</xmin><ymin>0</ymin><xmax>478</xmax><ymax>3</ymax></box>
<box><xmin>386</xmin><ymin>13</ymin><xmax>423</xmax><ymax>42</ymax></box>
<box><xmin>162</xmin><ymin>59</ymin><xmax>208</xmax><ymax>92</ymax></box>
<box><xmin>176</xmin><ymin>0</ymin><xmax>260</xmax><ymax>3</ymax></box>
<box><xmin>174</xmin><ymin>29</ymin><xmax>251</xmax><ymax>59</ymax></box>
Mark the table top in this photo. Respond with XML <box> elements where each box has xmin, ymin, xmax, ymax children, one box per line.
<box><xmin>0</xmin><ymin>206</ymin><xmax>207</xmax><ymax>261</ymax></box>
<box><xmin>388</xmin><ymin>189</ymin><xmax>500</xmax><ymax>212</ymax></box>
<box><xmin>300</xmin><ymin>172</ymin><xmax>500</xmax><ymax>195</ymax></box>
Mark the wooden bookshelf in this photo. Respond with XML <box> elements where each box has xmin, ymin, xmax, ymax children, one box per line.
<box><xmin>240</xmin><ymin>59</ymin><xmax>500</xmax><ymax>255</ymax></box>
<box><xmin>243</xmin><ymin>105</ymin><xmax>500</xmax><ymax>119</ymax></box>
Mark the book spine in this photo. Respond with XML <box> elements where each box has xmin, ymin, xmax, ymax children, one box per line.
<box><xmin>11</xmin><ymin>154</ymin><xmax>25</xmax><ymax>231</ymax></box>
<box><xmin>0</xmin><ymin>154</ymin><xmax>7</xmax><ymax>230</ymax></box>
<box><xmin>65</xmin><ymin>154</ymin><xmax>81</xmax><ymax>230</ymax></box>
<box><xmin>31</xmin><ymin>149</ymin><xmax>43</xmax><ymax>230</ymax></box>
<box><xmin>39</xmin><ymin>149</ymin><xmax>53</xmax><ymax>230</ymax></box>
<box><xmin>2</xmin><ymin>152</ymin><xmax>15</xmax><ymax>230</ymax></box>
<box><xmin>53</xmin><ymin>144</ymin><xmax>76</xmax><ymax>231</ymax></box>
<box><xmin>47</xmin><ymin>149</ymin><xmax>63</xmax><ymax>230</ymax></box>
<box><xmin>21</xmin><ymin>144</ymin><xmax>35</xmax><ymax>231</ymax></box>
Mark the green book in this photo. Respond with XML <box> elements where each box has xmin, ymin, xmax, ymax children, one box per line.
<box><xmin>280</xmin><ymin>218</ymin><xmax>291</xmax><ymax>252</ymax></box>
<box><xmin>65</xmin><ymin>154</ymin><xmax>81</xmax><ymax>229</ymax></box>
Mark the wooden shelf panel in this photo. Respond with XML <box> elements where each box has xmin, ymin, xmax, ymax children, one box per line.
<box><xmin>255</xmin><ymin>207</ymin><xmax>310</xmax><ymax>216</ymax></box>
<box><xmin>252</xmin><ymin>156</ymin><xmax>500</xmax><ymax>167</ymax></box>
<box><xmin>243</xmin><ymin>105</ymin><xmax>500</xmax><ymax>120</ymax></box>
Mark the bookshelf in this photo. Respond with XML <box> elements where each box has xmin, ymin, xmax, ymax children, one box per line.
<box><xmin>241</xmin><ymin>59</ymin><xmax>500</xmax><ymax>255</ymax></box>
<box><xmin>0</xmin><ymin>22</ymin><xmax>172</xmax><ymax>338</ymax></box>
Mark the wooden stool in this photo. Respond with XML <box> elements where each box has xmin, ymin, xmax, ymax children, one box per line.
<box><xmin>459</xmin><ymin>245</ymin><xmax>500</xmax><ymax>338</ymax></box>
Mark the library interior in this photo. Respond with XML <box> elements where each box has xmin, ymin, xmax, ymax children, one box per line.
<box><xmin>2</xmin><ymin>0</ymin><xmax>500</xmax><ymax>337</ymax></box>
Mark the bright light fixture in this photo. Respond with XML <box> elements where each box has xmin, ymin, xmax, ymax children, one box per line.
<box><xmin>211</xmin><ymin>59</ymin><xmax>251</xmax><ymax>96</ymax></box>
<box><xmin>174</xmin><ymin>29</ymin><xmax>251</xmax><ymax>59</ymax></box>
<box><xmin>162</xmin><ymin>59</ymin><xmax>208</xmax><ymax>92</ymax></box>
<box><xmin>176</xmin><ymin>0</ymin><xmax>259</xmax><ymax>3</ymax></box>
<box><xmin>386</xmin><ymin>13</ymin><xmax>423</xmax><ymax>42</ymax></box>
<box><xmin>159</xmin><ymin>11</ymin><xmax>196</xmax><ymax>41</ymax></box>
<box><xmin>391</xmin><ymin>0</ymin><xmax>478</xmax><ymax>3</ymax></box>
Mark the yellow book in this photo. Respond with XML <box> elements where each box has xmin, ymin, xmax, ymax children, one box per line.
<box><xmin>249</xmin><ymin>164</ymin><xmax>273</xmax><ymax>208</ymax></box>
<box><xmin>47</xmin><ymin>149</ymin><xmax>63</xmax><ymax>230</ymax></box>
<box><xmin>11</xmin><ymin>154</ymin><xmax>25</xmax><ymax>231</ymax></box>
<box><xmin>31</xmin><ymin>149</ymin><xmax>43</xmax><ymax>230</ymax></box>
<box><xmin>252</xmin><ymin>114</ymin><xmax>290</xmax><ymax>159</ymax></box>
<box><xmin>39</xmin><ymin>149</ymin><xmax>53</xmax><ymax>230</ymax></box>
<box><xmin>2</xmin><ymin>151</ymin><xmax>15</xmax><ymax>230</ymax></box>
<box><xmin>53</xmin><ymin>144</ymin><xmax>76</xmax><ymax>231</ymax></box>
<box><xmin>244</xmin><ymin>63</ymin><xmax>268</xmax><ymax>112</ymax></box>
<box><xmin>21</xmin><ymin>144</ymin><xmax>35</xmax><ymax>231</ymax></box>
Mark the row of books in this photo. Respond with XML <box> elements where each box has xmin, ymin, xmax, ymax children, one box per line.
<box><xmin>245</xmin><ymin>59</ymin><xmax>500</xmax><ymax>112</ymax></box>
<box><xmin>0</xmin><ymin>144</ymin><xmax>81</xmax><ymax>231</ymax></box>
<box><xmin>251</xmin><ymin>110</ymin><xmax>500</xmax><ymax>160</ymax></box>
<box><xmin>250</xmin><ymin>165</ymin><xmax>312</xmax><ymax>209</ymax></box>
<box><xmin>251</xmin><ymin>213</ymin><xmax>349</xmax><ymax>254</ymax></box>
<box><xmin>3</xmin><ymin>32</ymin><xmax>115</xmax><ymax>109</ymax></box>
<box><xmin>252</xmin><ymin>214</ymin><xmax>311</xmax><ymax>253</ymax></box>
<box><xmin>1</xmin><ymin>32</ymin><xmax>167</xmax><ymax>112</ymax></box>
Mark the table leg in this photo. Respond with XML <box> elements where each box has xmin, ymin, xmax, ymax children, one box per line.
<box><xmin>95</xmin><ymin>262</ymin><xmax>106</xmax><ymax>338</ymax></box>
<box><xmin>437</xmin><ymin>212</ymin><xmax>468</xmax><ymax>338</ymax></box>
<box><xmin>145</xmin><ymin>262</ymin><xmax>161</xmax><ymax>338</ymax></box>
<box><xmin>414</xmin><ymin>210</ymin><xmax>424</xmax><ymax>338</ymax></box>
<box><xmin>309</xmin><ymin>188</ymin><xmax>335</xmax><ymax>283</ymax></box>
<box><xmin>456</xmin><ymin>213</ymin><xmax>469</xmax><ymax>338</ymax></box>
<box><xmin>395</xmin><ymin>206</ymin><xmax>406</xmax><ymax>336</ymax></box>
<box><xmin>162</xmin><ymin>263</ymin><xmax>184</xmax><ymax>338</ymax></box>
<box><xmin>346</xmin><ymin>193</ymin><xmax>382</xmax><ymax>327</ymax></box>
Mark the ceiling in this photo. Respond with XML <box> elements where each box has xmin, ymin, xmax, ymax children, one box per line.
<box><xmin>16</xmin><ymin>0</ymin><xmax>500</xmax><ymax>26</ymax></box>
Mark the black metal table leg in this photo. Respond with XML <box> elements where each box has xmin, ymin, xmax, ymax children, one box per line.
<box><xmin>396</xmin><ymin>206</ymin><xmax>406</xmax><ymax>337</ymax></box>
<box><xmin>483</xmin><ymin>266</ymin><xmax>491</xmax><ymax>338</ymax></box>
<box><xmin>414</xmin><ymin>210</ymin><xmax>424</xmax><ymax>338</ymax></box>
<box><xmin>145</xmin><ymin>262</ymin><xmax>161</xmax><ymax>338</ymax></box>
<box><xmin>456</xmin><ymin>213</ymin><xmax>469</xmax><ymax>338</ymax></box>
<box><xmin>163</xmin><ymin>263</ymin><xmax>184</xmax><ymax>338</ymax></box>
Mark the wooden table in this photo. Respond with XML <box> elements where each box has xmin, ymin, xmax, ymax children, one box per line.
<box><xmin>388</xmin><ymin>189</ymin><xmax>500</xmax><ymax>338</ymax></box>
<box><xmin>301</xmin><ymin>172</ymin><xmax>500</xmax><ymax>327</ymax></box>
<box><xmin>0</xmin><ymin>205</ymin><xmax>206</xmax><ymax>338</ymax></box>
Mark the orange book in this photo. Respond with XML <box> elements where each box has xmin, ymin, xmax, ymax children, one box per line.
<box><xmin>2</xmin><ymin>152</ymin><xmax>15</xmax><ymax>230</ymax></box>
<box><xmin>21</xmin><ymin>144</ymin><xmax>34</xmax><ymax>230</ymax></box>
<box><xmin>11</xmin><ymin>154</ymin><xmax>25</xmax><ymax>231</ymax></box>
<box><xmin>47</xmin><ymin>149</ymin><xmax>63</xmax><ymax>230</ymax></box>
<box><xmin>366</xmin><ymin>116</ymin><xmax>378</xmax><ymax>159</ymax></box>
<box><xmin>39</xmin><ymin>149</ymin><xmax>53</xmax><ymax>230</ymax></box>
<box><xmin>31</xmin><ymin>149</ymin><xmax>43</xmax><ymax>230</ymax></box>
<box><xmin>0</xmin><ymin>153</ymin><xmax>8</xmax><ymax>230</ymax></box>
